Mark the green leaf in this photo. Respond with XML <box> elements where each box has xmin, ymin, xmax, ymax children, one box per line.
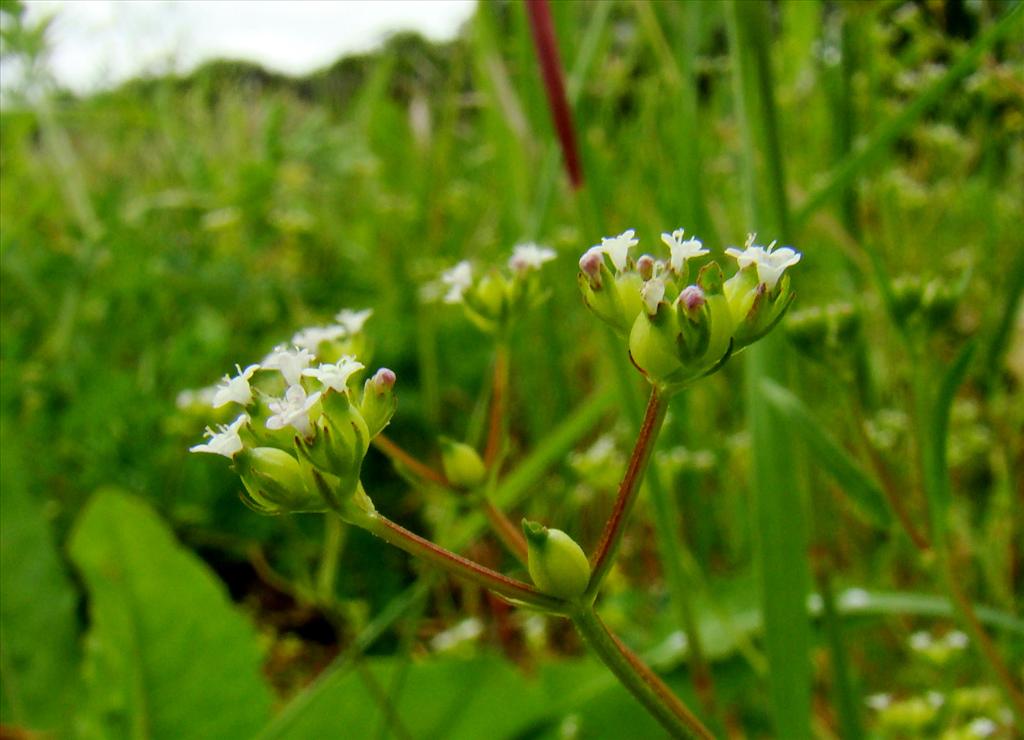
<box><xmin>267</xmin><ymin>653</ymin><xmax>661</xmax><ymax>740</ymax></box>
<box><xmin>69</xmin><ymin>489</ymin><xmax>272</xmax><ymax>740</ymax></box>
<box><xmin>760</xmin><ymin>380</ymin><xmax>892</xmax><ymax>527</ymax></box>
<box><xmin>0</xmin><ymin>428</ymin><xmax>81</xmax><ymax>731</ymax></box>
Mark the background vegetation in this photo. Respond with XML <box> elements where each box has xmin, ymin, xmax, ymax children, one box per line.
<box><xmin>1</xmin><ymin>0</ymin><xmax>1022</xmax><ymax>737</ymax></box>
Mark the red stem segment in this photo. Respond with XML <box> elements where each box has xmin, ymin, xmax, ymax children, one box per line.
<box><xmin>587</xmin><ymin>387</ymin><xmax>671</xmax><ymax>597</ymax></box>
<box><xmin>525</xmin><ymin>0</ymin><xmax>583</xmax><ymax>189</ymax></box>
<box><xmin>370</xmin><ymin>514</ymin><xmax>565</xmax><ymax>612</ymax></box>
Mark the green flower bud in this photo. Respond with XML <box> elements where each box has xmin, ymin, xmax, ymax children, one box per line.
<box><xmin>359</xmin><ymin>368</ymin><xmax>397</xmax><ymax>438</ymax></box>
<box><xmin>235</xmin><ymin>447</ymin><xmax>327</xmax><ymax>514</ymax></box>
<box><xmin>627</xmin><ymin>265</ymin><xmax>734</xmax><ymax>388</ymax></box>
<box><xmin>577</xmin><ymin>248</ymin><xmax>644</xmax><ymax>336</ymax></box>
<box><xmin>439</xmin><ymin>437</ymin><xmax>487</xmax><ymax>489</ymax></box>
<box><xmin>522</xmin><ymin>520</ymin><xmax>591</xmax><ymax>600</ymax></box>
<box><xmin>724</xmin><ymin>269</ymin><xmax>795</xmax><ymax>350</ymax></box>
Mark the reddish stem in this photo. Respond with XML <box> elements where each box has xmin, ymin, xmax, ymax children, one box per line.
<box><xmin>525</xmin><ymin>0</ymin><xmax>583</xmax><ymax>189</ymax></box>
<box><xmin>371</xmin><ymin>515</ymin><xmax>565</xmax><ymax>612</ymax></box>
<box><xmin>587</xmin><ymin>388</ymin><xmax>671</xmax><ymax>597</ymax></box>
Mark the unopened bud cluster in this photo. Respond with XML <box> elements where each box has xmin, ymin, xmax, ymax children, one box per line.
<box><xmin>189</xmin><ymin>308</ymin><xmax>395</xmax><ymax>524</ymax></box>
<box><xmin>437</xmin><ymin>243</ymin><xmax>558</xmax><ymax>334</ymax></box>
<box><xmin>579</xmin><ymin>229</ymin><xmax>801</xmax><ymax>388</ymax></box>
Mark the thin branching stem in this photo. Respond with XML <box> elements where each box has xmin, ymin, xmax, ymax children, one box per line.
<box><xmin>367</xmin><ymin>513</ymin><xmax>565</xmax><ymax>612</ymax></box>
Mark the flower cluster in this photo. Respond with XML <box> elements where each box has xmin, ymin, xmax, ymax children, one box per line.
<box><xmin>579</xmin><ymin>229</ymin><xmax>801</xmax><ymax>388</ymax></box>
<box><xmin>436</xmin><ymin>243</ymin><xmax>558</xmax><ymax>334</ymax></box>
<box><xmin>188</xmin><ymin>308</ymin><xmax>395</xmax><ymax>523</ymax></box>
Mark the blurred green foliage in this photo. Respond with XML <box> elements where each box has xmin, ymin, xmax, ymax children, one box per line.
<box><xmin>1</xmin><ymin>0</ymin><xmax>1022</xmax><ymax>737</ymax></box>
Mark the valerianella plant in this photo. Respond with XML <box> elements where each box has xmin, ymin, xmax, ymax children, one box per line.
<box><xmin>188</xmin><ymin>233</ymin><xmax>800</xmax><ymax>740</ymax></box>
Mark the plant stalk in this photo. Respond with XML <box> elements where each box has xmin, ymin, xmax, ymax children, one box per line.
<box><xmin>367</xmin><ymin>513</ymin><xmax>565</xmax><ymax>612</ymax></box>
<box><xmin>572</xmin><ymin>607</ymin><xmax>714</xmax><ymax>739</ymax></box>
<box><xmin>587</xmin><ymin>387</ymin><xmax>670</xmax><ymax>597</ymax></box>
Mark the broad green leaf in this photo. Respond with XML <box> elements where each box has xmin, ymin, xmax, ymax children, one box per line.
<box><xmin>0</xmin><ymin>427</ymin><xmax>81</xmax><ymax>731</ymax></box>
<box><xmin>69</xmin><ymin>489</ymin><xmax>272</xmax><ymax>740</ymax></box>
<box><xmin>760</xmin><ymin>380</ymin><xmax>892</xmax><ymax>527</ymax></box>
<box><xmin>267</xmin><ymin>653</ymin><xmax>662</xmax><ymax>740</ymax></box>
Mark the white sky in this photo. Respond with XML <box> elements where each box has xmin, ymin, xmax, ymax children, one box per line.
<box><xmin>19</xmin><ymin>0</ymin><xmax>477</xmax><ymax>93</ymax></box>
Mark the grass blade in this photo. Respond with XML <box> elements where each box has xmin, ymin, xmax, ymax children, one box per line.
<box><xmin>760</xmin><ymin>380</ymin><xmax>891</xmax><ymax>528</ymax></box>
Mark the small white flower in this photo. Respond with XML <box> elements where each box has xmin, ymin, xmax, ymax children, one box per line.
<box><xmin>508</xmin><ymin>243</ymin><xmax>556</xmax><ymax>274</ymax></box>
<box><xmin>292</xmin><ymin>325</ymin><xmax>346</xmax><ymax>352</ymax></box>
<box><xmin>909</xmin><ymin>631</ymin><xmax>933</xmax><ymax>651</ymax></box>
<box><xmin>865</xmin><ymin>693</ymin><xmax>892</xmax><ymax>711</ymax></box>
<box><xmin>441</xmin><ymin>261</ymin><xmax>473</xmax><ymax>304</ymax></box>
<box><xmin>944</xmin><ymin>630</ymin><xmax>969</xmax><ymax>649</ymax></box>
<box><xmin>840</xmin><ymin>587</ymin><xmax>870</xmax><ymax>609</ymax></box>
<box><xmin>190</xmin><ymin>413</ymin><xmax>249</xmax><ymax>458</ymax></box>
<box><xmin>967</xmin><ymin>717</ymin><xmax>997</xmax><ymax>738</ymax></box>
<box><xmin>725</xmin><ymin>234</ymin><xmax>801</xmax><ymax>291</ymax></box>
<box><xmin>335</xmin><ymin>308</ymin><xmax>373</xmax><ymax>335</ymax></box>
<box><xmin>212</xmin><ymin>364</ymin><xmax>260</xmax><ymax>408</ymax></box>
<box><xmin>262</xmin><ymin>346</ymin><xmax>315</xmax><ymax>386</ymax></box>
<box><xmin>661</xmin><ymin>229</ymin><xmax>709</xmax><ymax>272</ymax></box>
<box><xmin>641</xmin><ymin>278</ymin><xmax>666</xmax><ymax>314</ymax></box>
<box><xmin>266</xmin><ymin>385</ymin><xmax>321</xmax><ymax>437</ymax></box>
<box><xmin>302</xmin><ymin>356</ymin><xmax>365</xmax><ymax>393</ymax></box>
<box><xmin>599</xmin><ymin>229</ymin><xmax>638</xmax><ymax>271</ymax></box>
<box><xmin>926</xmin><ymin>691</ymin><xmax>945</xmax><ymax>708</ymax></box>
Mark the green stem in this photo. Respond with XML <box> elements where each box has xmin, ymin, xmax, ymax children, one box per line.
<box><xmin>572</xmin><ymin>607</ymin><xmax>714</xmax><ymax>740</ymax></box>
<box><xmin>316</xmin><ymin>515</ymin><xmax>345</xmax><ymax>603</ymax></box>
<box><xmin>366</xmin><ymin>513</ymin><xmax>566</xmax><ymax>612</ymax></box>
<box><xmin>586</xmin><ymin>386</ymin><xmax>670</xmax><ymax>597</ymax></box>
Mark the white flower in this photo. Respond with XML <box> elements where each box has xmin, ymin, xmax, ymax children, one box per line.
<box><xmin>335</xmin><ymin>308</ymin><xmax>373</xmax><ymax>335</ymax></box>
<box><xmin>909</xmin><ymin>631</ymin><xmax>933</xmax><ymax>651</ymax></box>
<box><xmin>944</xmin><ymin>630</ymin><xmax>968</xmax><ymax>649</ymax></box>
<box><xmin>190</xmin><ymin>413</ymin><xmax>249</xmax><ymax>458</ymax></box>
<box><xmin>262</xmin><ymin>346</ymin><xmax>315</xmax><ymax>386</ymax></box>
<box><xmin>599</xmin><ymin>229</ymin><xmax>638</xmax><ymax>271</ymax></box>
<box><xmin>508</xmin><ymin>243</ymin><xmax>556</xmax><ymax>274</ymax></box>
<box><xmin>266</xmin><ymin>385</ymin><xmax>321</xmax><ymax>437</ymax></box>
<box><xmin>661</xmin><ymin>229</ymin><xmax>709</xmax><ymax>272</ymax></box>
<box><xmin>926</xmin><ymin>691</ymin><xmax>945</xmax><ymax>708</ymax></box>
<box><xmin>967</xmin><ymin>718</ymin><xmax>997</xmax><ymax>738</ymax></box>
<box><xmin>865</xmin><ymin>693</ymin><xmax>892</xmax><ymax>711</ymax></box>
<box><xmin>641</xmin><ymin>278</ymin><xmax>666</xmax><ymax>314</ymax></box>
<box><xmin>442</xmin><ymin>261</ymin><xmax>473</xmax><ymax>304</ymax></box>
<box><xmin>212</xmin><ymin>364</ymin><xmax>260</xmax><ymax>408</ymax></box>
<box><xmin>302</xmin><ymin>356</ymin><xmax>365</xmax><ymax>393</ymax></box>
<box><xmin>292</xmin><ymin>325</ymin><xmax>346</xmax><ymax>352</ymax></box>
<box><xmin>725</xmin><ymin>234</ymin><xmax>801</xmax><ymax>291</ymax></box>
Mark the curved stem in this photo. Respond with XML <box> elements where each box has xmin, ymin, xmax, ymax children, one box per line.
<box><xmin>366</xmin><ymin>513</ymin><xmax>566</xmax><ymax>613</ymax></box>
<box><xmin>572</xmin><ymin>607</ymin><xmax>714</xmax><ymax>739</ymax></box>
<box><xmin>587</xmin><ymin>387</ymin><xmax>670</xmax><ymax>597</ymax></box>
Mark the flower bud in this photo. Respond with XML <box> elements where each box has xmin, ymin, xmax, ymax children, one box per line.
<box><xmin>522</xmin><ymin>519</ymin><xmax>591</xmax><ymax>600</ymax></box>
<box><xmin>439</xmin><ymin>437</ymin><xmax>487</xmax><ymax>489</ymax></box>
<box><xmin>302</xmin><ymin>391</ymin><xmax>371</xmax><ymax>476</ymax></box>
<box><xmin>636</xmin><ymin>254</ymin><xmax>656</xmax><ymax>281</ymax></box>
<box><xmin>235</xmin><ymin>447</ymin><xmax>327</xmax><ymax>514</ymax></box>
<box><xmin>360</xmin><ymin>368</ymin><xmax>397</xmax><ymax>438</ymax></box>
<box><xmin>627</xmin><ymin>263</ymin><xmax>733</xmax><ymax>388</ymax></box>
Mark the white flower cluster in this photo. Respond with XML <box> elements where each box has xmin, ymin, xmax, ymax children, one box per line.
<box><xmin>435</xmin><ymin>243</ymin><xmax>557</xmax><ymax>306</ymax></box>
<box><xmin>188</xmin><ymin>308</ymin><xmax>373</xmax><ymax>458</ymax></box>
